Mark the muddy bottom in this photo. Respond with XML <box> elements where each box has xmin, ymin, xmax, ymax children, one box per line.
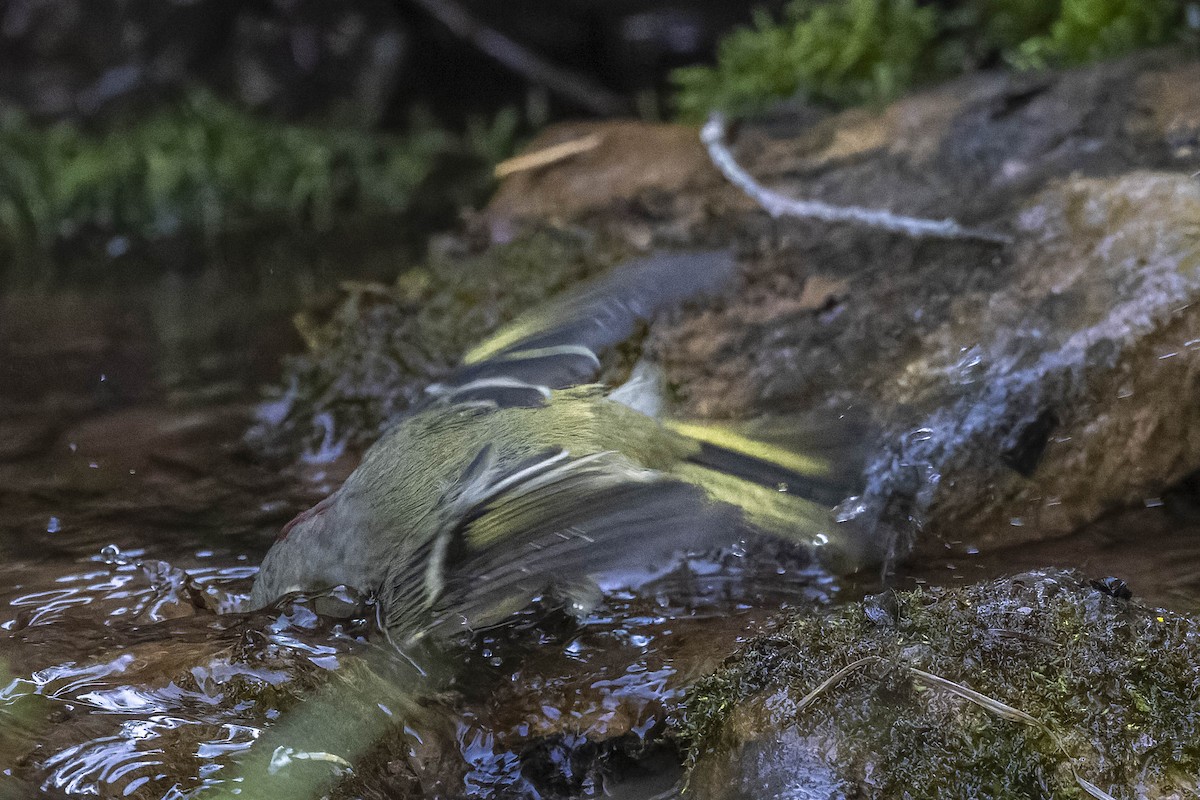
<box><xmin>2</xmin><ymin>256</ymin><xmax>1199</xmax><ymax>799</ymax></box>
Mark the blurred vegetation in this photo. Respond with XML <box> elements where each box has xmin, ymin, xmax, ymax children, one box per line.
<box><xmin>673</xmin><ymin>0</ymin><xmax>1192</xmax><ymax>119</ymax></box>
<box><xmin>0</xmin><ymin>91</ymin><xmax>519</xmax><ymax>250</ymax></box>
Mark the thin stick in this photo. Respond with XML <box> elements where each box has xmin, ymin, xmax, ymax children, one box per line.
<box><xmin>907</xmin><ymin>666</ymin><xmax>1040</xmax><ymax>726</ymax></box>
<box><xmin>494</xmin><ymin>134</ymin><xmax>603</xmax><ymax>178</ymax></box>
<box><xmin>700</xmin><ymin>113</ymin><xmax>1012</xmax><ymax>245</ymax></box>
<box><xmin>405</xmin><ymin>0</ymin><xmax>628</xmax><ymax>116</ymax></box>
<box><xmin>794</xmin><ymin>656</ymin><xmax>877</xmax><ymax>712</ymax></box>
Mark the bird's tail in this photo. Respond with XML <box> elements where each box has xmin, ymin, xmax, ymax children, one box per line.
<box><xmin>666</xmin><ymin>410</ymin><xmax>882</xmax><ymax>574</ymax></box>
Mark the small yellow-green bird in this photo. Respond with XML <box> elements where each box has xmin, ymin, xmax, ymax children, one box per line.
<box><xmin>250</xmin><ymin>250</ymin><xmax>871</xmax><ymax>641</ymax></box>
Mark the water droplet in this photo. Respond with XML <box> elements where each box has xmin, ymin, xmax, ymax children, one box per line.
<box><xmin>46</xmin><ymin>516</ymin><xmax>61</xmax><ymax>533</ymax></box>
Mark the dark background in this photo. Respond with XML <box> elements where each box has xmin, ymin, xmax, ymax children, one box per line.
<box><xmin>0</xmin><ymin>0</ymin><xmax>786</xmax><ymax>124</ymax></box>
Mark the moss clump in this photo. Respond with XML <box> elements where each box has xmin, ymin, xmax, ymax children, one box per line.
<box><xmin>674</xmin><ymin>0</ymin><xmax>940</xmax><ymax>119</ymax></box>
<box><xmin>0</xmin><ymin>91</ymin><xmax>517</xmax><ymax>248</ymax></box>
<box><xmin>248</xmin><ymin>229</ymin><xmax>627</xmax><ymax>458</ymax></box>
<box><xmin>681</xmin><ymin>570</ymin><xmax>1200</xmax><ymax>797</ymax></box>
<box><xmin>1008</xmin><ymin>0</ymin><xmax>1187</xmax><ymax>68</ymax></box>
<box><xmin>673</xmin><ymin>0</ymin><xmax>1189</xmax><ymax>119</ymax></box>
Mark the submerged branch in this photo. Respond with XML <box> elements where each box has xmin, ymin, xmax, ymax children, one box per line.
<box><xmin>701</xmin><ymin>113</ymin><xmax>1012</xmax><ymax>245</ymax></box>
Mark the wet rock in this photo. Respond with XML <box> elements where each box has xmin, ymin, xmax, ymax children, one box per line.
<box><xmin>870</xmin><ymin>172</ymin><xmax>1200</xmax><ymax>555</ymax></box>
<box><xmin>634</xmin><ymin>51</ymin><xmax>1200</xmax><ymax>557</ymax></box>
<box><xmin>682</xmin><ymin>569</ymin><xmax>1200</xmax><ymax>799</ymax></box>
<box><xmin>1128</xmin><ymin>61</ymin><xmax>1200</xmax><ymax>160</ymax></box>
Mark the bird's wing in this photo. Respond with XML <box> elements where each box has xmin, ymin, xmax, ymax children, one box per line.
<box><xmin>382</xmin><ymin>444</ymin><xmax>742</xmax><ymax>637</ymax></box>
<box><xmin>427</xmin><ymin>249</ymin><xmax>737</xmax><ymax>401</ymax></box>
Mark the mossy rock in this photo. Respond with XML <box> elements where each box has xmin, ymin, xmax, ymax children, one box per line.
<box><xmin>682</xmin><ymin>569</ymin><xmax>1200</xmax><ymax>798</ymax></box>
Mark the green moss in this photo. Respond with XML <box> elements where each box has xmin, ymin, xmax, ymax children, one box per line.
<box><xmin>1007</xmin><ymin>0</ymin><xmax>1185</xmax><ymax>69</ymax></box>
<box><xmin>681</xmin><ymin>570</ymin><xmax>1200</xmax><ymax>796</ymax></box>
<box><xmin>249</xmin><ymin>229</ymin><xmax>628</xmax><ymax>457</ymax></box>
<box><xmin>673</xmin><ymin>0</ymin><xmax>1189</xmax><ymax>119</ymax></box>
<box><xmin>0</xmin><ymin>92</ymin><xmax>518</xmax><ymax>248</ymax></box>
<box><xmin>673</xmin><ymin>0</ymin><xmax>939</xmax><ymax>120</ymax></box>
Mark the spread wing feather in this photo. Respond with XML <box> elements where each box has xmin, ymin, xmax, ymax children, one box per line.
<box><xmin>383</xmin><ymin>445</ymin><xmax>741</xmax><ymax>637</ymax></box>
<box><xmin>431</xmin><ymin>250</ymin><xmax>737</xmax><ymax>401</ymax></box>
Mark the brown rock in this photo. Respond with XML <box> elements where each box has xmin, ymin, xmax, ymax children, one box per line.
<box><xmin>485</xmin><ymin>120</ymin><xmax>723</xmax><ymax>225</ymax></box>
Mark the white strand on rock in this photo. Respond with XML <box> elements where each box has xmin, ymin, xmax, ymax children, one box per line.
<box><xmin>701</xmin><ymin>112</ymin><xmax>1012</xmax><ymax>245</ymax></box>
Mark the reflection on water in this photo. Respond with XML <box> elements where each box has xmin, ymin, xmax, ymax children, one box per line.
<box><xmin>1</xmin><ymin>562</ymin><xmax>368</xmax><ymax>798</ymax></box>
<box><xmin>0</xmin><ymin>542</ymin><xmax>830</xmax><ymax>798</ymax></box>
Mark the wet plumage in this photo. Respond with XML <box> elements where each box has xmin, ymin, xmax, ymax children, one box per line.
<box><xmin>250</xmin><ymin>250</ymin><xmax>869</xmax><ymax>641</ymax></box>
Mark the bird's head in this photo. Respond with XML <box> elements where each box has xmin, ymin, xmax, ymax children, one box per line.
<box><xmin>249</xmin><ymin>491</ymin><xmax>376</xmax><ymax>609</ymax></box>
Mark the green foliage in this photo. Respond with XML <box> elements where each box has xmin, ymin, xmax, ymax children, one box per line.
<box><xmin>673</xmin><ymin>0</ymin><xmax>1188</xmax><ymax>119</ymax></box>
<box><xmin>674</xmin><ymin>0</ymin><xmax>939</xmax><ymax>119</ymax></box>
<box><xmin>0</xmin><ymin>92</ymin><xmax>519</xmax><ymax>248</ymax></box>
<box><xmin>1008</xmin><ymin>0</ymin><xmax>1184</xmax><ymax>69</ymax></box>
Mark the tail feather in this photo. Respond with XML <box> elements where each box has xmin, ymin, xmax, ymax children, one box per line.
<box><xmin>667</xmin><ymin>409</ymin><xmax>879</xmax><ymax>573</ymax></box>
<box><xmin>665</xmin><ymin>410</ymin><xmax>870</xmax><ymax>508</ymax></box>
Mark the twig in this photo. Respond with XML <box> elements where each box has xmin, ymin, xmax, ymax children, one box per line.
<box><xmin>700</xmin><ymin>112</ymin><xmax>1012</xmax><ymax>245</ymax></box>
<box><xmin>907</xmin><ymin>666</ymin><xmax>1040</xmax><ymax>726</ymax></box>
<box><xmin>494</xmin><ymin>134</ymin><xmax>603</xmax><ymax>178</ymax></box>
<box><xmin>903</xmin><ymin>665</ymin><xmax>1118</xmax><ymax>800</ymax></box>
<box><xmin>794</xmin><ymin>656</ymin><xmax>877</xmax><ymax>712</ymax></box>
<box><xmin>404</xmin><ymin>0</ymin><xmax>628</xmax><ymax>116</ymax></box>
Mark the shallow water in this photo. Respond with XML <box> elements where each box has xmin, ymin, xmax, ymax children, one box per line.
<box><xmin>3</xmin><ymin>253</ymin><xmax>1200</xmax><ymax>799</ymax></box>
<box><xmin>0</xmin><ymin>255</ymin><xmax>829</xmax><ymax>798</ymax></box>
